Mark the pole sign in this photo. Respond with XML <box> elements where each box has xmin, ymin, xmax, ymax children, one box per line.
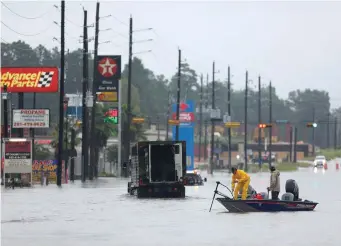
<box><xmin>172</xmin><ymin>100</ymin><xmax>195</xmax><ymax>171</ymax></box>
<box><xmin>12</xmin><ymin>109</ymin><xmax>50</xmax><ymax>128</ymax></box>
<box><xmin>3</xmin><ymin>138</ymin><xmax>32</xmax><ymax>174</ymax></box>
<box><xmin>0</xmin><ymin>67</ymin><xmax>59</xmax><ymax>93</ymax></box>
<box><xmin>95</xmin><ymin>56</ymin><xmax>121</xmax><ymax>97</ymax></box>
<box><xmin>104</xmin><ymin>108</ymin><xmax>119</xmax><ymax>124</ymax></box>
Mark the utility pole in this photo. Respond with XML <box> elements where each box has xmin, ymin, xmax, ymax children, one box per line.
<box><xmin>56</xmin><ymin>0</ymin><xmax>65</xmax><ymax>187</ymax></box>
<box><xmin>327</xmin><ymin>112</ymin><xmax>330</xmax><ymax>148</ymax></box>
<box><xmin>293</xmin><ymin>127</ymin><xmax>298</xmax><ymax>163</ymax></box>
<box><xmin>175</xmin><ymin>49</ymin><xmax>181</xmax><ymax>141</ymax></box>
<box><xmin>209</xmin><ymin>61</ymin><xmax>216</xmax><ymax>174</ymax></box>
<box><xmin>334</xmin><ymin>117</ymin><xmax>337</xmax><ymax>150</ymax></box>
<box><xmin>70</xmin><ymin>128</ymin><xmax>76</xmax><ymax>182</ymax></box>
<box><xmin>157</xmin><ymin>115</ymin><xmax>160</xmax><ymax>140</ymax></box>
<box><xmin>165</xmin><ymin>90</ymin><xmax>170</xmax><ymax>140</ymax></box>
<box><xmin>81</xmin><ymin>9</ymin><xmax>89</xmax><ymax>182</ymax></box>
<box><xmin>198</xmin><ymin>74</ymin><xmax>203</xmax><ymax>161</ymax></box>
<box><xmin>204</xmin><ymin>74</ymin><xmax>209</xmax><ymax>162</ymax></box>
<box><xmin>269</xmin><ymin>81</ymin><xmax>273</xmax><ymax>169</ymax></box>
<box><xmin>32</xmin><ymin>92</ymin><xmax>36</xmax><ymax>166</ymax></box>
<box><xmin>124</xmin><ymin>16</ymin><xmax>133</xmax><ymax>177</ymax></box>
<box><xmin>3</xmin><ymin>86</ymin><xmax>9</xmax><ymax>138</ymax></box>
<box><xmin>312</xmin><ymin>107</ymin><xmax>315</xmax><ymax>155</ymax></box>
<box><xmin>90</xmin><ymin>1</ymin><xmax>100</xmax><ymax>180</ymax></box>
<box><xmin>257</xmin><ymin>76</ymin><xmax>261</xmax><ymax>167</ymax></box>
<box><xmin>17</xmin><ymin>94</ymin><xmax>24</xmax><ymax>137</ymax></box>
<box><xmin>289</xmin><ymin>126</ymin><xmax>293</xmax><ymax>162</ymax></box>
<box><xmin>1</xmin><ymin>86</ymin><xmax>9</xmax><ymax>183</ymax></box>
<box><xmin>227</xmin><ymin>66</ymin><xmax>232</xmax><ymax>171</ymax></box>
<box><xmin>244</xmin><ymin>71</ymin><xmax>248</xmax><ymax>171</ymax></box>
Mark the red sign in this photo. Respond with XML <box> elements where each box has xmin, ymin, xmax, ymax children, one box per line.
<box><xmin>172</xmin><ymin>112</ymin><xmax>195</xmax><ymax>122</ymax></box>
<box><xmin>0</xmin><ymin>67</ymin><xmax>59</xmax><ymax>93</ymax></box>
<box><xmin>97</xmin><ymin>57</ymin><xmax>118</xmax><ymax>78</ymax></box>
<box><xmin>180</xmin><ymin>102</ymin><xmax>189</xmax><ymax>111</ymax></box>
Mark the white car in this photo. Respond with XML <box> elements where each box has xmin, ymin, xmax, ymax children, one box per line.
<box><xmin>313</xmin><ymin>155</ymin><xmax>327</xmax><ymax>168</ymax></box>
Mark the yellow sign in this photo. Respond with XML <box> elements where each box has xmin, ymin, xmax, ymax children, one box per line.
<box><xmin>168</xmin><ymin>119</ymin><xmax>180</xmax><ymax>125</ymax></box>
<box><xmin>225</xmin><ymin>122</ymin><xmax>241</xmax><ymax>128</ymax></box>
<box><xmin>132</xmin><ymin>117</ymin><xmax>145</xmax><ymax>124</ymax></box>
<box><xmin>97</xmin><ymin>92</ymin><xmax>118</xmax><ymax>102</ymax></box>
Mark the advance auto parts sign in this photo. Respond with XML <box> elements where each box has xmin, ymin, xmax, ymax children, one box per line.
<box><xmin>0</xmin><ymin>67</ymin><xmax>59</xmax><ymax>93</ymax></box>
<box><xmin>12</xmin><ymin>109</ymin><xmax>50</xmax><ymax>128</ymax></box>
<box><xmin>4</xmin><ymin>139</ymin><xmax>32</xmax><ymax>173</ymax></box>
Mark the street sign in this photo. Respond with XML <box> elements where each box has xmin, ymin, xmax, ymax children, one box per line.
<box><xmin>223</xmin><ymin>114</ymin><xmax>231</xmax><ymax>123</ymax></box>
<box><xmin>210</xmin><ymin>108</ymin><xmax>221</xmax><ymax>120</ymax></box>
<box><xmin>275</xmin><ymin>120</ymin><xmax>289</xmax><ymax>124</ymax></box>
<box><xmin>168</xmin><ymin>119</ymin><xmax>179</xmax><ymax>125</ymax></box>
<box><xmin>225</xmin><ymin>122</ymin><xmax>241</xmax><ymax>128</ymax></box>
<box><xmin>132</xmin><ymin>117</ymin><xmax>145</xmax><ymax>124</ymax></box>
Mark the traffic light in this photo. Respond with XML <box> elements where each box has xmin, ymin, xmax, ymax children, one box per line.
<box><xmin>132</xmin><ymin>117</ymin><xmax>145</xmax><ymax>124</ymax></box>
<box><xmin>306</xmin><ymin>122</ymin><xmax>317</xmax><ymax>128</ymax></box>
<box><xmin>258</xmin><ymin>123</ymin><xmax>272</xmax><ymax>128</ymax></box>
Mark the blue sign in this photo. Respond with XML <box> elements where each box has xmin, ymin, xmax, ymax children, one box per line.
<box><xmin>172</xmin><ymin>100</ymin><xmax>195</xmax><ymax>171</ymax></box>
<box><xmin>67</xmin><ymin>106</ymin><xmax>82</xmax><ymax>119</ymax></box>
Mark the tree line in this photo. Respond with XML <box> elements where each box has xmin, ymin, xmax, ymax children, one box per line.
<box><xmin>1</xmin><ymin>40</ymin><xmax>340</xmax><ymax>148</ymax></box>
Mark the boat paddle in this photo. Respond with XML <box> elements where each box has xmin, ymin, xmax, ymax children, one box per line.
<box><xmin>209</xmin><ymin>181</ymin><xmax>220</xmax><ymax>212</ymax></box>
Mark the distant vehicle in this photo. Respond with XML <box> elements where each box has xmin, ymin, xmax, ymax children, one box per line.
<box><xmin>127</xmin><ymin>141</ymin><xmax>186</xmax><ymax>198</ymax></box>
<box><xmin>183</xmin><ymin>170</ymin><xmax>207</xmax><ymax>186</ymax></box>
<box><xmin>252</xmin><ymin>153</ymin><xmax>276</xmax><ymax>164</ymax></box>
<box><xmin>313</xmin><ymin>155</ymin><xmax>326</xmax><ymax>168</ymax></box>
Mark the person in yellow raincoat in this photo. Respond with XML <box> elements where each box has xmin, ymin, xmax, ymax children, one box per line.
<box><xmin>231</xmin><ymin>167</ymin><xmax>251</xmax><ymax>200</ymax></box>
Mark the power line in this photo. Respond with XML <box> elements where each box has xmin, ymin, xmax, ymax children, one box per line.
<box><xmin>1</xmin><ymin>21</ymin><xmax>53</xmax><ymax>37</ymax></box>
<box><xmin>1</xmin><ymin>2</ymin><xmax>53</xmax><ymax>20</ymax></box>
<box><xmin>111</xmin><ymin>15</ymin><xmax>129</xmax><ymax>27</ymax></box>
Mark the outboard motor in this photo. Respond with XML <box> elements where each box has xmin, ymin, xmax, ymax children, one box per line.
<box><xmin>285</xmin><ymin>179</ymin><xmax>299</xmax><ymax>201</ymax></box>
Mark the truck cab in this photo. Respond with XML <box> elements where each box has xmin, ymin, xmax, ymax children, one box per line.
<box><xmin>127</xmin><ymin>141</ymin><xmax>186</xmax><ymax>198</ymax></box>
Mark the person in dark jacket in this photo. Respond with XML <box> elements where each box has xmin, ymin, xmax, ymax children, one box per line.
<box><xmin>267</xmin><ymin>166</ymin><xmax>280</xmax><ymax>200</ymax></box>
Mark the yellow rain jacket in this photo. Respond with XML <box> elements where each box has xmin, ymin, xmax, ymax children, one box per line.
<box><xmin>231</xmin><ymin>169</ymin><xmax>251</xmax><ymax>200</ymax></box>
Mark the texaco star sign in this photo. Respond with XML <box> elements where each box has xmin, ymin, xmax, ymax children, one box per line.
<box><xmin>97</xmin><ymin>57</ymin><xmax>118</xmax><ymax>78</ymax></box>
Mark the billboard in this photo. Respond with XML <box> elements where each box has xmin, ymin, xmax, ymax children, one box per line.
<box><xmin>95</xmin><ymin>56</ymin><xmax>121</xmax><ymax>95</ymax></box>
<box><xmin>12</xmin><ymin>109</ymin><xmax>50</xmax><ymax>128</ymax></box>
<box><xmin>172</xmin><ymin>100</ymin><xmax>195</xmax><ymax>171</ymax></box>
<box><xmin>3</xmin><ymin>138</ymin><xmax>32</xmax><ymax>173</ymax></box>
<box><xmin>32</xmin><ymin>160</ymin><xmax>68</xmax><ymax>184</ymax></box>
<box><xmin>0</xmin><ymin>67</ymin><xmax>59</xmax><ymax>93</ymax></box>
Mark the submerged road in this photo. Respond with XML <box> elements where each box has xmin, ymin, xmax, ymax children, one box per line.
<box><xmin>1</xmin><ymin>164</ymin><xmax>341</xmax><ymax>246</ymax></box>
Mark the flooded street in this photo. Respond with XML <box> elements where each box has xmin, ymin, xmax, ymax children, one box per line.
<box><xmin>1</xmin><ymin>164</ymin><xmax>341</xmax><ymax>246</ymax></box>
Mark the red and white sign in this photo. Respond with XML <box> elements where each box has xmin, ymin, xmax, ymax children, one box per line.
<box><xmin>172</xmin><ymin>112</ymin><xmax>195</xmax><ymax>122</ymax></box>
<box><xmin>12</xmin><ymin>109</ymin><xmax>50</xmax><ymax>128</ymax></box>
<box><xmin>0</xmin><ymin>67</ymin><xmax>59</xmax><ymax>93</ymax></box>
<box><xmin>97</xmin><ymin>57</ymin><xmax>118</xmax><ymax>77</ymax></box>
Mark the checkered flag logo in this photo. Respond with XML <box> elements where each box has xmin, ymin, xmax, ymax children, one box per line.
<box><xmin>37</xmin><ymin>71</ymin><xmax>55</xmax><ymax>88</ymax></box>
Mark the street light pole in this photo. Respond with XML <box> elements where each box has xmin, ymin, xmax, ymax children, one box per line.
<box><xmin>209</xmin><ymin>61</ymin><xmax>216</xmax><ymax>175</ymax></box>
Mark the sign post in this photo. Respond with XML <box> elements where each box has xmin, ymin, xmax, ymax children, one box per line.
<box><xmin>172</xmin><ymin>100</ymin><xmax>195</xmax><ymax>171</ymax></box>
<box><xmin>3</xmin><ymin>138</ymin><xmax>33</xmax><ymax>185</ymax></box>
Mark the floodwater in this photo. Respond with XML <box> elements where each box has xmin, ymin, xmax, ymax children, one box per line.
<box><xmin>1</xmin><ymin>161</ymin><xmax>341</xmax><ymax>246</ymax></box>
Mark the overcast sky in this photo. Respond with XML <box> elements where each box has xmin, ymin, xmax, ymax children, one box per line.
<box><xmin>1</xmin><ymin>0</ymin><xmax>341</xmax><ymax>108</ymax></box>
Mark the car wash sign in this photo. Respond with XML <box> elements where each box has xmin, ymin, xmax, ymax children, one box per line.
<box><xmin>172</xmin><ymin>100</ymin><xmax>195</xmax><ymax>171</ymax></box>
<box><xmin>3</xmin><ymin>138</ymin><xmax>33</xmax><ymax>173</ymax></box>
